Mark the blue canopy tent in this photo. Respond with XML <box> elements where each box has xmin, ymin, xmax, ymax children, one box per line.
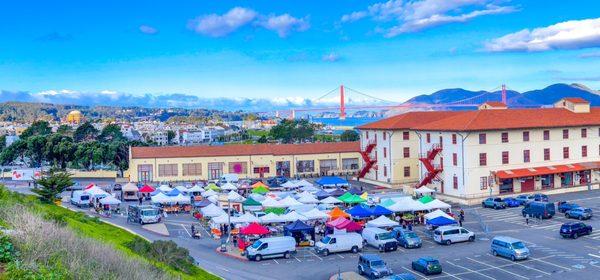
<box><xmin>347</xmin><ymin>205</ymin><xmax>373</xmax><ymax>218</ymax></box>
<box><xmin>315</xmin><ymin>176</ymin><xmax>349</xmax><ymax>188</ymax></box>
<box><xmin>426</xmin><ymin>216</ymin><xmax>457</xmax><ymax>227</ymax></box>
<box><xmin>314</xmin><ymin>190</ymin><xmax>331</xmax><ymax>200</ymax></box>
<box><xmin>193</xmin><ymin>199</ymin><xmax>212</xmax><ymax>207</ymax></box>
<box><xmin>284</xmin><ymin>220</ymin><xmax>315</xmax><ymax>245</ymax></box>
<box><xmin>166</xmin><ymin>188</ymin><xmax>181</xmax><ymax>196</ymax></box>
<box><xmin>150</xmin><ymin>189</ymin><xmax>161</xmax><ymax>196</ymax></box>
<box><xmin>370</xmin><ymin>205</ymin><xmax>393</xmax><ymax>216</ymax></box>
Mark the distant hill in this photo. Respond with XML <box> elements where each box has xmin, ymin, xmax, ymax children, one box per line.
<box><xmin>406</xmin><ymin>83</ymin><xmax>600</xmax><ymax>106</ymax></box>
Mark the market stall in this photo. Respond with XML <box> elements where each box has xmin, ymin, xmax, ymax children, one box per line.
<box><xmin>121</xmin><ymin>182</ymin><xmax>139</xmax><ymax>201</ymax></box>
<box><xmin>366</xmin><ymin>215</ymin><xmax>399</xmax><ymax>228</ymax></box>
<box><xmin>284</xmin><ymin>220</ymin><xmax>315</xmax><ymax>246</ymax></box>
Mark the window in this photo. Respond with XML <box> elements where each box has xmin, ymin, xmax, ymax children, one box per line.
<box><xmin>563</xmin><ymin>147</ymin><xmax>569</xmax><ymax>159</ymax></box>
<box><xmin>319</xmin><ymin>159</ymin><xmax>337</xmax><ymax>173</ymax></box>
<box><xmin>383</xmin><ymin>147</ymin><xmax>387</xmax><ymax>158</ymax></box>
<box><xmin>479</xmin><ymin>133</ymin><xmax>486</xmax><ymax>144</ymax></box>
<box><xmin>296</xmin><ymin>160</ymin><xmax>314</xmax><ymax>173</ymax></box>
<box><xmin>403</xmin><ymin>147</ymin><xmax>410</xmax><ymax>158</ymax></box>
<box><xmin>383</xmin><ymin>132</ymin><xmax>386</xmax><ymax>140</ymax></box>
<box><xmin>523</xmin><ymin>150</ymin><xmax>530</xmax><ymax>163</ymax></box>
<box><xmin>253</xmin><ymin>167</ymin><xmax>270</xmax><ymax>174</ymax></box>
<box><xmin>544</xmin><ymin>148</ymin><xmax>550</xmax><ymax>161</ymax></box>
<box><xmin>452</xmin><ymin>134</ymin><xmax>457</xmax><ymax>144</ymax></box>
<box><xmin>452</xmin><ymin>153</ymin><xmax>458</xmax><ymax>166</ymax></box>
<box><xmin>426</xmin><ymin>133</ymin><xmax>431</xmax><ymax>143</ymax></box>
<box><xmin>342</xmin><ymin>158</ymin><xmax>359</xmax><ymax>170</ymax></box>
<box><xmin>158</xmin><ymin>164</ymin><xmax>178</xmax><ymax>177</ymax></box>
<box><xmin>502</xmin><ymin>151</ymin><xmax>509</xmax><ymax>164</ymax></box>
<box><xmin>453</xmin><ymin>175</ymin><xmax>458</xmax><ymax>189</ymax></box>
<box><xmin>208</xmin><ymin>162</ymin><xmax>224</xmax><ymax>179</ymax></box>
<box><xmin>501</xmin><ymin>132</ymin><xmax>509</xmax><ymax>143</ymax></box>
<box><xmin>479</xmin><ymin>153</ymin><xmax>487</xmax><ymax>166</ymax></box>
<box><xmin>383</xmin><ymin>165</ymin><xmax>387</xmax><ymax>177</ymax></box>
<box><xmin>480</xmin><ymin>176</ymin><xmax>488</xmax><ymax>190</ymax></box>
<box><xmin>543</xmin><ymin>130</ymin><xmax>550</xmax><ymax>140</ymax></box>
<box><xmin>581</xmin><ymin>128</ymin><xmax>587</xmax><ymax>138</ymax></box>
<box><xmin>366</xmin><ymin>131</ymin><xmax>369</xmax><ymax>139</ymax></box>
<box><xmin>523</xmin><ymin>131</ymin><xmax>529</xmax><ymax>142</ymax></box>
<box><xmin>182</xmin><ymin>163</ymin><xmax>202</xmax><ymax>176</ymax></box>
<box><xmin>563</xmin><ymin>129</ymin><xmax>569</xmax><ymax>139</ymax></box>
<box><xmin>582</xmin><ymin>145</ymin><xmax>588</xmax><ymax>157</ymax></box>
<box><xmin>228</xmin><ymin>162</ymin><xmax>247</xmax><ymax>174</ymax></box>
<box><xmin>403</xmin><ymin>166</ymin><xmax>410</xmax><ymax>177</ymax></box>
<box><xmin>403</xmin><ymin>131</ymin><xmax>409</xmax><ymax>140</ymax></box>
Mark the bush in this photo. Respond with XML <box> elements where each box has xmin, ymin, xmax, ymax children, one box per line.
<box><xmin>0</xmin><ymin>235</ymin><xmax>15</xmax><ymax>263</ymax></box>
<box><xmin>4</xmin><ymin>260</ymin><xmax>70</xmax><ymax>280</ymax></box>
<box><xmin>126</xmin><ymin>238</ymin><xmax>196</xmax><ymax>274</ymax></box>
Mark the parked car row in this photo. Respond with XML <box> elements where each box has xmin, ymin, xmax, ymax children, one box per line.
<box><xmin>483</xmin><ymin>193</ymin><xmax>551</xmax><ymax>210</ymax></box>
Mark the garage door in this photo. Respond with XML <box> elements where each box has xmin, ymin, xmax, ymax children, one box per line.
<box><xmin>521</xmin><ymin>177</ymin><xmax>535</xmax><ymax>192</ymax></box>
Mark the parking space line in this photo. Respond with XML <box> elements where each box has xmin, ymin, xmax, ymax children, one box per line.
<box><xmin>273</xmin><ymin>259</ymin><xmax>279</xmax><ymax>264</ymax></box>
<box><xmin>465</xmin><ymin>257</ymin><xmax>529</xmax><ymax>279</ymax></box>
<box><xmin>308</xmin><ymin>251</ymin><xmax>323</xmax><ymax>261</ymax></box>
<box><xmin>488</xmin><ymin>254</ymin><xmax>551</xmax><ymax>276</ymax></box>
<box><xmin>446</xmin><ymin>261</ymin><xmax>495</xmax><ymax>280</ymax></box>
<box><xmin>180</xmin><ymin>224</ymin><xmax>191</xmax><ymax>237</ymax></box>
<box><xmin>335</xmin><ymin>253</ymin><xmax>344</xmax><ymax>259</ymax></box>
<box><xmin>529</xmin><ymin>257</ymin><xmax>571</xmax><ymax>271</ymax></box>
<box><xmin>440</xmin><ymin>271</ymin><xmax>462</xmax><ymax>280</ymax></box>
<box><xmin>588</xmin><ymin>253</ymin><xmax>600</xmax><ymax>259</ymax></box>
<box><xmin>294</xmin><ymin>256</ymin><xmax>301</xmax><ymax>263</ymax></box>
<box><xmin>402</xmin><ymin>267</ymin><xmax>428</xmax><ymax>280</ymax></box>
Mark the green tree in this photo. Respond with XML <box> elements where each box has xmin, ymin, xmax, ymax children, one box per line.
<box><xmin>269</xmin><ymin>119</ymin><xmax>316</xmax><ymax>143</ymax></box>
<box><xmin>167</xmin><ymin>130</ymin><xmax>176</xmax><ymax>144</ymax></box>
<box><xmin>32</xmin><ymin>168</ymin><xmax>74</xmax><ymax>203</ymax></box>
<box><xmin>25</xmin><ymin>135</ymin><xmax>47</xmax><ymax>167</ymax></box>
<box><xmin>340</xmin><ymin>130</ymin><xmax>359</xmax><ymax>142</ymax></box>
<box><xmin>257</xmin><ymin>135</ymin><xmax>268</xmax><ymax>143</ymax></box>
<box><xmin>99</xmin><ymin>124</ymin><xmax>124</xmax><ymax>142</ymax></box>
<box><xmin>73</xmin><ymin>122</ymin><xmax>98</xmax><ymax>142</ymax></box>
<box><xmin>56</xmin><ymin>124</ymin><xmax>73</xmax><ymax>136</ymax></box>
<box><xmin>20</xmin><ymin>121</ymin><xmax>51</xmax><ymax>140</ymax></box>
<box><xmin>0</xmin><ymin>134</ymin><xmax>6</xmax><ymax>152</ymax></box>
<box><xmin>0</xmin><ymin>140</ymin><xmax>26</xmax><ymax>165</ymax></box>
<box><xmin>45</xmin><ymin>134</ymin><xmax>75</xmax><ymax>169</ymax></box>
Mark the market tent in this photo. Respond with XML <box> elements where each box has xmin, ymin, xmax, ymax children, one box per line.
<box><xmin>419</xmin><ymin>195</ymin><xmax>435</xmax><ymax>204</ymax></box>
<box><xmin>327</xmin><ymin>217</ymin><xmax>349</xmax><ymax>228</ymax></box>
<box><xmin>211</xmin><ymin>214</ymin><xmax>230</xmax><ymax>225</ymax></box>
<box><xmin>288</xmin><ymin>204</ymin><xmax>315</xmax><ymax>213</ymax></box>
<box><xmin>329</xmin><ymin>219</ymin><xmax>362</xmax><ymax>232</ymax></box>
<box><xmin>158</xmin><ymin>185</ymin><xmax>172</xmax><ymax>193</ymax></box>
<box><xmin>424</xmin><ymin>209</ymin><xmax>454</xmax><ymax>220</ymax></box>
<box><xmin>187</xmin><ymin>185</ymin><xmax>203</xmax><ymax>193</ymax></box>
<box><xmin>252</xmin><ymin>185</ymin><xmax>270</xmax><ymax>194</ymax></box>
<box><xmin>300</xmin><ymin>185</ymin><xmax>319</xmax><ymax>193</ymax></box>
<box><xmin>340</xmin><ymin>194</ymin><xmax>366</xmax><ymax>204</ymax></box>
<box><xmin>201</xmin><ymin>203</ymin><xmax>226</xmax><ymax>217</ymax></box>
<box><xmin>248</xmin><ymin>193</ymin><xmax>265</xmax><ymax>202</ymax></box>
<box><xmin>329</xmin><ymin>207</ymin><xmax>350</xmax><ymax>219</ymax></box>
<box><xmin>243</xmin><ymin>197</ymin><xmax>262</xmax><ymax>207</ymax></box>
<box><xmin>151</xmin><ymin>192</ymin><xmax>170</xmax><ymax>204</ymax></box>
<box><xmin>281</xmin><ymin>211</ymin><xmax>308</xmax><ymax>222</ymax></box>
<box><xmin>166</xmin><ymin>188</ymin><xmax>181</xmax><ymax>196</ymax></box>
<box><xmin>279</xmin><ymin>196</ymin><xmax>303</xmax><ymax>207</ymax></box>
<box><xmin>226</xmin><ymin>191</ymin><xmax>244</xmax><ymax>202</ymax></box>
<box><xmin>264</xmin><ymin>207</ymin><xmax>286</xmax><ymax>215</ymax></box>
<box><xmin>206</xmin><ymin>183</ymin><xmax>221</xmax><ymax>191</ymax></box>
<box><xmin>415</xmin><ymin>186</ymin><xmax>435</xmax><ymax>194</ymax></box>
<box><xmin>424</xmin><ymin>199</ymin><xmax>451</xmax><ymax>210</ymax></box>
<box><xmin>261</xmin><ymin>197</ymin><xmax>283</xmax><ymax>208</ymax></box>
<box><xmin>206</xmin><ymin>195</ymin><xmax>218</xmax><ymax>203</ymax></box>
<box><xmin>122</xmin><ymin>182</ymin><xmax>138</xmax><ymax>192</ymax></box>
<box><xmin>367</xmin><ymin>215</ymin><xmax>399</xmax><ymax>228</ymax></box>
<box><xmin>426</xmin><ymin>216</ymin><xmax>456</xmax><ymax>226</ymax></box>
<box><xmin>370</xmin><ymin>205</ymin><xmax>393</xmax><ymax>216</ymax></box>
<box><xmin>232</xmin><ymin>212</ymin><xmax>259</xmax><ymax>224</ymax></box>
<box><xmin>314</xmin><ymin>190</ymin><xmax>332</xmax><ymax>200</ymax></box>
<box><xmin>297</xmin><ymin>194</ymin><xmax>319</xmax><ymax>204</ymax></box>
<box><xmin>86</xmin><ymin>186</ymin><xmax>109</xmax><ymax>198</ymax></box>
<box><xmin>327</xmin><ymin>188</ymin><xmax>346</xmax><ymax>197</ymax></box>
<box><xmin>347</xmin><ymin>187</ymin><xmax>362</xmax><ymax>195</ymax></box>
<box><xmin>360</xmin><ymin>192</ymin><xmax>368</xmax><ymax>200</ymax></box>
<box><xmin>175</xmin><ymin>185</ymin><xmax>189</xmax><ymax>193</ymax></box>
<box><xmin>388</xmin><ymin>198</ymin><xmax>429</xmax><ymax>212</ymax></box>
<box><xmin>99</xmin><ymin>196</ymin><xmax>121</xmax><ymax>205</ymax></box>
<box><xmin>202</xmin><ymin>189</ymin><xmax>218</xmax><ymax>197</ymax></box>
<box><xmin>193</xmin><ymin>199</ymin><xmax>212</xmax><ymax>207</ymax></box>
<box><xmin>240</xmin><ymin>222</ymin><xmax>270</xmax><ymax>235</ymax></box>
<box><xmin>259</xmin><ymin>212</ymin><xmax>285</xmax><ymax>223</ymax></box>
<box><xmin>316</xmin><ymin>176</ymin><xmax>349</xmax><ymax>187</ymax></box>
<box><xmin>338</xmin><ymin>192</ymin><xmax>353</xmax><ymax>201</ymax></box>
<box><xmin>347</xmin><ymin>205</ymin><xmax>373</xmax><ymax>218</ymax></box>
<box><xmin>170</xmin><ymin>194</ymin><xmax>191</xmax><ymax>204</ymax></box>
<box><xmin>221</xmin><ymin>183</ymin><xmax>238</xmax><ymax>191</ymax></box>
<box><xmin>320</xmin><ymin>196</ymin><xmax>342</xmax><ymax>204</ymax></box>
<box><xmin>281</xmin><ymin>181</ymin><xmax>297</xmax><ymax>189</ymax></box>
<box><xmin>251</xmin><ymin>181</ymin><xmax>269</xmax><ymax>189</ymax></box>
<box><xmin>296</xmin><ymin>179</ymin><xmax>314</xmax><ymax>188</ymax></box>
<box><xmin>139</xmin><ymin>185</ymin><xmax>155</xmax><ymax>193</ymax></box>
<box><xmin>302</xmin><ymin>208</ymin><xmax>329</xmax><ymax>220</ymax></box>
<box><xmin>379</xmin><ymin>198</ymin><xmax>396</xmax><ymax>208</ymax></box>
<box><xmin>284</xmin><ymin>220</ymin><xmax>315</xmax><ymax>243</ymax></box>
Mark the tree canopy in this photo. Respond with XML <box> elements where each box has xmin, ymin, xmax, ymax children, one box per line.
<box><xmin>32</xmin><ymin>168</ymin><xmax>74</xmax><ymax>203</ymax></box>
<box><xmin>73</xmin><ymin>122</ymin><xmax>99</xmax><ymax>142</ymax></box>
<box><xmin>20</xmin><ymin>121</ymin><xmax>52</xmax><ymax>140</ymax></box>
<box><xmin>269</xmin><ymin>119</ymin><xmax>316</xmax><ymax>144</ymax></box>
<box><xmin>340</xmin><ymin>130</ymin><xmax>359</xmax><ymax>142</ymax></box>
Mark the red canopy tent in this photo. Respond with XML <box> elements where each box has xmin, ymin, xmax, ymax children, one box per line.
<box><xmin>240</xmin><ymin>222</ymin><xmax>270</xmax><ymax>235</ymax></box>
<box><xmin>139</xmin><ymin>185</ymin><xmax>155</xmax><ymax>193</ymax></box>
<box><xmin>85</xmin><ymin>183</ymin><xmax>95</xmax><ymax>190</ymax></box>
<box><xmin>326</xmin><ymin>217</ymin><xmax>349</xmax><ymax>228</ymax></box>
<box><xmin>326</xmin><ymin>217</ymin><xmax>362</xmax><ymax>232</ymax></box>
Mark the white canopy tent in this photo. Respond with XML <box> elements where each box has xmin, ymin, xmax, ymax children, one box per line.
<box><xmin>211</xmin><ymin>214</ymin><xmax>230</xmax><ymax>225</ymax></box>
<box><xmin>249</xmin><ymin>193</ymin><xmax>265</xmax><ymax>202</ymax></box>
<box><xmin>174</xmin><ymin>185</ymin><xmax>189</xmax><ymax>193</ymax></box>
<box><xmin>151</xmin><ymin>192</ymin><xmax>170</xmax><ymax>204</ymax></box>
<box><xmin>319</xmin><ymin>196</ymin><xmax>342</xmax><ymax>204</ymax></box>
<box><xmin>259</xmin><ymin>212</ymin><xmax>285</xmax><ymax>223</ymax></box>
<box><xmin>367</xmin><ymin>215</ymin><xmax>399</xmax><ymax>228</ymax></box>
<box><xmin>296</xmin><ymin>179</ymin><xmax>314</xmax><ymax>188</ymax></box>
<box><xmin>99</xmin><ymin>195</ymin><xmax>121</xmax><ymax>205</ymax></box>
<box><xmin>201</xmin><ymin>203</ymin><xmax>226</xmax><ymax>217</ymax></box>
<box><xmin>206</xmin><ymin>195</ymin><xmax>218</xmax><ymax>203</ymax></box>
<box><xmin>301</xmin><ymin>208</ymin><xmax>329</xmax><ymax>220</ymax></box>
<box><xmin>170</xmin><ymin>194</ymin><xmax>191</xmax><ymax>204</ymax></box>
<box><xmin>297</xmin><ymin>194</ymin><xmax>319</xmax><ymax>204</ymax></box>
<box><xmin>231</xmin><ymin>212</ymin><xmax>259</xmax><ymax>224</ymax></box>
<box><xmin>86</xmin><ymin>186</ymin><xmax>109</xmax><ymax>198</ymax></box>
<box><xmin>300</xmin><ymin>185</ymin><xmax>319</xmax><ymax>193</ymax></box>
<box><xmin>220</xmin><ymin>183</ymin><xmax>238</xmax><ymax>191</ymax></box>
<box><xmin>387</xmin><ymin>198</ymin><xmax>430</xmax><ymax>212</ymax></box>
<box><xmin>424</xmin><ymin>209</ymin><xmax>454</xmax><ymax>220</ymax></box>
<box><xmin>281</xmin><ymin>211</ymin><xmax>308</xmax><ymax>222</ymax></box>
<box><xmin>187</xmin><ymin>185</ymin><xmax>203</xmax><ymax>193</ymax></box>
<box><xmin>281</xmin><ymin>181</ymin><xmax>298</xmax><ymax>189</ymax></box>
<box><xmin>226</xmin><ymin>191</ymin><xmax>245</xmax><ymax>202</ymax></box>
<box><xmin>424</xmin><ymin>199</ymin><xmax>451</xmax><ymax>210</ymax></box>
<box><xmin>279</xmin><ymin>196</ymin><xmax>303</xmax><ymax>207</ymax></box>
<box><xmin>414</xmin><ymin>186</ymin><xmax>435</xmax><ymax>194</ymax></box>
<box><xmin>261</xmin><ymin>197</ymin><xmax>284</xmax><ymax>208</ymax></box>
<box><xmin>158</xmin><ymin>185</ymin><xmax>173</xmax><ymax>193</ymax></box>
<box><xmin>202</xmin><ymin>189</ymin><xmax>218</xmax><ymax>197</ymax></box>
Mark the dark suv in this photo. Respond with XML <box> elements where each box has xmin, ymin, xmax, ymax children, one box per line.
<box><xmin>358</xmin><ymin>254</ymin><xmax>392</xmax><ymax>279</ymax></box>
<box><xmin>560</xmin><ymin>222</ymin><xmax>592</xmax><ymax>239</ymax></box>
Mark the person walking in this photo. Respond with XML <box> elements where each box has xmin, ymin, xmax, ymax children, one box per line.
<box><xmin>525</xmin><ymin>214</ymin><xmax>529</xmax><ymax>225</ymax></box>
<box><xmin>138</xmin><ymin>195</ymin><xmax>143</xmax><ymax>205</ymax></box>
<box><xmin>408</xmin><ymin>222</ymin><xmax>413</xmax><ymax>231</ymax></box>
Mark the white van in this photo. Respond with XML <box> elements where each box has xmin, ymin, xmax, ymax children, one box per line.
<box><xmin>246</xmin><ymin>236</ymin><xmax>296</xmax><ymax>261</ymax></box>
<box><xmin>361</xmin><ymin>227</ymin><xmax>398</xmax><ymax>252</ymax></box>
<box><xmin>433</xmin><ymin>226</ymin><xmax>475</xmax><ymax>245</ymax></box>
<box><xmin>219</xmin><ymin>174</ymin><xmax>239</xmax><ymax>185</ymax></box>
<box><xmin>70</xmin><ymin>190</ymin><xmax>91</xmax><ymax>208</ymax></box>
<box><xmin>315</xmin><ymin>233</ymin><xmax>363</xmax><ymax>256</ymax></box>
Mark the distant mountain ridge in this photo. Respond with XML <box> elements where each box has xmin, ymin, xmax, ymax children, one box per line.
<box><xmin>406</xmin><ymin>83</ymin><xmax>600</xmax><ymax>106</ymax></box>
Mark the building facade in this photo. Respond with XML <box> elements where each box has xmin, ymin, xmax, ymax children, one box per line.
<box><xmin>128</xmin><ymin>142</ymin><xmax>361</xmax><ymax>182</ymax></box>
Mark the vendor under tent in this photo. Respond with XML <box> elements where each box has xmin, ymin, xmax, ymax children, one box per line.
<box><xmin>158</xmin><ymin>185</ymin><xmax>172</xmax><ymax>193</ymax></box>
<box><xmin>252</xmin><ymin>185</ymin><xmax>269</xmax><ymax>195</ymax></box>
<box><xmin>284</xmin><ymin>220</ymin><xmax>315</xmax><ymax>245</ymax></box>
<box><xmin>121</xmin><ymin>182</ymin><xmax>139</xmax><ymax>201</ymax></box>
<box><xmin>367</xmin><ymin>215</ymin><xmax>399</xmax><ymax>228</ymax></box>
<box><xmin>206</xmin><ymin>183</ymin><xmax>221</xmax><ymax>191</ymax></box>
<box><xmin>226</xmin><ymin>190</ymin><xmax>245</xmax><ymax>202</ymax></box>
<box><xmin>99</xmin><ymin>195</ymin><xmax>121</xmax><ymax>205</ymax></box>
<box><xmin>328</xmin><ymin>207</ymin><xmax>350</xmax><ymax>219</ymax></box>
<box><xmin>370</xmin><ymin>205</ymin><xmax>393</xmax><ymax>216</ymax></box>
<box><xmin>240</xmin><ymin>222</ymin><xmax>270</xmax><ymax>235</ymax></box>
<box><xmin>139</xmin><ymin>185</ymin><xmax>155</xmax><ymax>193</ymax></box>
<box><xmin>281</xmin><ymin>211</ymin><xmax>308</xmax><ymax>222</ymax></box>
<box><xmin>424</xmin><ymin>199</ymin><xmax>451</xmax><ymax>210</ymax></box>
<box><xmin>320</xmin><ymin>196</ymin><xmax>343</xmax><ymax>204</ymax></box>
<box><xmin>316</xmin><ymin>176</ymin><xmax>349</xmax><ymax>188</ymax></box>
<box><xmin>259</xmin><ymin>212</ymin><xmax>285</xmax><ymax>223</ymax></box>
<box><xmin>424</xmin><ymin>209</ymin><xmax>454</xmax><ymax>220</ymax></box>
<box><xmin>315</xmin><ymin>190</ymin><xmax>332</xmax><ymax>200</ymax></box>
<box><xmin>201</xmin><ymin>203</ymin><xmax>227</xmax><ymax>218</ymax></box>
<box><xmin>302</xmin><ymin>208</ymin><xmax>329</xmax><ymax>220</ymax></box>
<box><xmin>347</xmin><ymin>187</ymin><xmax>362</xmax><ymax>195</ymax></box>
<box><xmin>279</xmin><ymin>196</ymin><xmax>303</xmax><ymax>207</ymax></box>
<box><xmin>347</xmin><ymin>205</ymin><xmax>373</xmax><ymax>218</ymax></box>
<box><xmin>415</xmin><ymin>186</ymin><xmax>435</xmax><ymax>195</ymax></box>
<box><xmin>419</xmin><ymin>195</ymin><xmax>435</xmax><ymax>204</ymax></box>
<box><xmin>193</xmin><ymin>199</ymin><xmax>212</xmax><ymax>208</ymax></box>
<box><xmin>221</xmin><ymin>182</ymin><xmax>238</xmax><ymax>191</ymax></box>
<box><xmin>261</xmin><ymin>197</ymin><xmax>284</xmax><ymax>208</ymax></box>
<box><xmin>426</xmin><ymin>216</ymin><xmax>457</xmax><ymax>227</ymax></box>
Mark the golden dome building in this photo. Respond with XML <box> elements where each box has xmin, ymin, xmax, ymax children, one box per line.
<box><xmin>66</xmin><ymin>110</ymin><xmax>84</xmax><ymax>124</ymax></box>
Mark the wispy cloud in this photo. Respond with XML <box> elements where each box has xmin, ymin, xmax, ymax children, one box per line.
<box><xmin>259</xmin><ymin>14</ymin><xmax>310</xmax><ymax>38</ymax></box>
<box><xmin>36</xmin><ymin>32</ymin><xmax>73</xmax><ymax>42</ymax></box>
<box><xmin>139</xmin><ymin>25</ymin><xmax>158</xmax><ymax>35</ymax></box>
<box><xmin>187</xmin><ymin>7</ymin><xmax>258</xmax><ymax>37</ymax></box>
<box><xmin>485</xmin><ymin>18</ymin><xmax>600</xmax><ymax>52</ymax></box>
<box><xmin>578</xmin><ymin>51</ymin><xmax>600</xmax><ymax>58</ymax></box>
<box><xmin>340</xmin><ymin>0</ymin><xmax>516</xmax><ymax>38</ymax></box>
<box><xmin>322</xmin><ymin>52</ymin><xmax>341</xmax><ymax>62</ymax></box>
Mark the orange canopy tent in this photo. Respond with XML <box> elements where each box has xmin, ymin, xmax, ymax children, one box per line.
<box><xmin>329</xmin><ymin>207</ymin><xmax>350</xmax><ymax>219</ymax></box>
<box><xmin>251</xmin><ymin>181</ymin><xmax>269</xmax><ymax>189</ymax></box>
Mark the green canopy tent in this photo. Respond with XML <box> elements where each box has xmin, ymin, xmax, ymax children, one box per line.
<box><xmin>339</xmin><ymin>194</ymin><xmax>366</xmax><ymax>204</ymax></box>
<box><xmin>419</xmin><ymin>195</ymin><xmax>434</xmax><ymax>204</ymax></box>
<box><xmin>264</xmin><ymin>207</ymin><xmax>286</xmax><ymax>215</ymax></box>
<box><xmin>379</xmin><ymin>198</ymin><xmax>396</xmax><ymax>208</ymax></box>
<box><xmin>206</xmin><ymin>183</ymin><xmax>221</xmax><ymax>191</ymax></box>
<box><xmin>252</xmin><ymin>185</ymin><xmax>269</xmax><ymax>194</ymax></box>
<box><xmin>243</xmin><ymin>197</ymin><xmax>262</xmax><ymax>206</ymax></box>
<box><xmin>337</xmin><ymin>192</ymin><xmax>353</xmax><ymax>201</ymax></box>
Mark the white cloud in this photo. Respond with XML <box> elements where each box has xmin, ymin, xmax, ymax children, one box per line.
<box><xmin>579</xmin><ymin>51</ymin><xmax>600</xmax><ymax>58</ymax></box>
<box><xmin>485</xmin><ymin>18</ymin><xmax>600</xmax><ymax>52</ymax></box>
<box><xmin>187</xmin><ymin>7</ymin><xmax>257</xmax><ymax>37</ymax></box>
<box><xmin>260</xmin><ymin>14</ymin><xmax>310</xmax><ymax>38</ymax></box>
<box><xmin>322</xmin><ymin>52</ymin><xmax>341</xmax><ymax>62</ymax></box>
<box><xmin>139</xmin><ymin>25</ymin><xmax>158</xmax><ymax>35</ymax></box>
<box><xmin>340</xmin><ymin>0</ymin><xmax>516</xmax><ymax>37</ymax></box>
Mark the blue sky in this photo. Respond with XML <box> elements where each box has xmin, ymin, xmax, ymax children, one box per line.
<box><xmin>1</xmin><ymin>0</ymin><xmax>600</xmax><ymax>104</ymax></box>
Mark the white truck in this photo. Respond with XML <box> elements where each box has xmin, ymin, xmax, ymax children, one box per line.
<box><xmin>246</xmin><ymin>236</ymin><xmax>296</xmax><ymax>261</ymax></box>
<box><xmin>362</xmin><ymin>227</ymin><xmax>398</xmax><ymax>252</ymax></box>
<box><xmin>70</xmin><ymin>190</ymin><xmax>91</xmax><ymax>208</ymax></box>
<box><xmin>315</xmin><ymin>233</ymin><xmax>363</xmax><ymax>256</ymax></box>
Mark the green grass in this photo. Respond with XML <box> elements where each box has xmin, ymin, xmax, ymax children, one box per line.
<box><xmin>247</xmin><ymin>129</ymin><xmax>269</xmax><ymax>137</ymax></box>
<box><xmin>0</xmin><ymin>189</ymin><xmax>220</xmax><ymax>280</ymax></box>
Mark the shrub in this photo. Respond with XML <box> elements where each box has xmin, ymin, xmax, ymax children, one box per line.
<box><xmin>4</xmin><ymin>260</ymin><xmax>70</xmax><ymax>280</ymax></box>
<box><xmin>126</xmin><ymin>238</ymin><xmax>196</xmax><ymax>274</ymax></box>
<box><xmin>0</xmin><ymin>234</ymin><xmax>15</xmax><ymax>263</ymax></box>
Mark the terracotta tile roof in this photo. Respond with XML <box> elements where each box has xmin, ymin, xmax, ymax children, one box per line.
<box><xmin>494</xmin><ymin>162</ymin><xmax>592</xmax><ymax>179</ymax></box>
<box><xmin>414</xmin><ymin>107</ymin><xmax>600</xmax><ymax>131</ymax></box>
<box><xmin>563</xmin><ymin>97</ymin><xmax>589</xmax><ymax>104</ymax></box>
<box><xmin>131</xmin><ymin>141</ymin><xmax>360</xmax><ymax>159</ymax></box>
<box><xmin>356</xmin><ymin>111</ymin><xmax>463</xmax><ymax>130</ymax></box>
<box><xmin>481</xmin><ymin>101</ymin><xmax>507</xmax><ymax>107</ymax></box>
